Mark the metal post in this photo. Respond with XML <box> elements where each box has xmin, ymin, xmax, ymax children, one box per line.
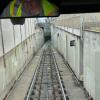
<box><xmin>79</xmin><ymin>16</ymin><xmax>84</xmax><ymax>81</ymax></box>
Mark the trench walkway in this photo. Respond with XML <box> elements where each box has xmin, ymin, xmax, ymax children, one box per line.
<box><xmin>5</xmin><ymin>42</ymin><xmax>87</xmax><ymax>100</ymax></box>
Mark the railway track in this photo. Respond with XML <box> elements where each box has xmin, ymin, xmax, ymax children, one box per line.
<box><xmin>25</xmin><ymin>44</ymin><xmax>68</xmax><ymax>100</ymax></box>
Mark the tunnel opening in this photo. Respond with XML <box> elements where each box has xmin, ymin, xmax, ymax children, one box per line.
<box><xmin>44</xmin><ymin>35</ymin><xmax>51</xmax><ymax>42</ymax></box>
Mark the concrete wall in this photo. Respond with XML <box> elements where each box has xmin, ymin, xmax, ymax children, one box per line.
<box><xmin>0</xmin><ymin>18</ymin><xmax>44</xmax><ymax>100</ymax></box>
<box><xmin>51</xmin><ymin>24</ymin><xmax>100</xmax><ymax>100</ymax></box>
<box><xmin>51</xmin><ymin>26</ymin><xmax>81</xmax><ymax>80</ymax></box>
<box><xmin>83</xmin><ymin>30</ymin><xmax>100</xmax><ymax>100</ymax></box>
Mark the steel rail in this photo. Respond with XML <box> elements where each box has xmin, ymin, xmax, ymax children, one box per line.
<box><xmin>38</xmin><ymin>50</ymin><xmax>46</xmax><ymax>100</ymax></box>
<box><xmin>25</xmin><ymin>50</ymin><xmax>45</xmax><ymax>100</ymax></box>
<box><xmin>25</xmin><ymin>43</ymin><xmax>68</xmax><ymax>100</ymax></box>
<box><xmin>52</xmin><ymin>49</ymin><xmax>67</xmax><ymax>100</ymax></box>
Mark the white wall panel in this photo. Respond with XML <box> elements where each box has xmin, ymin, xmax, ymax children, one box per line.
<box><xmin>95</xmin><ymin>52</ymin><xmax>100</xmax><ymax>100</ymax></box>
<box><xmin>0</xmin><ymin>58</ymin><xmax>5</xmax><ymax>97</ymax></box>
<box><xmin>21</xmin><ymin>25</ymin><xmax>26</xmax><ymax>41</ymax></box>
<box><xmin>73</xmin><ymin>28</ymin><xmax>80</xmax><ymax>36</ymax></box>
<box><xmin>30</xmin><ymin>19</ymin><xmax>32</xmax><ymax>34</ymax></box>
<box><xmin>31</xmin><ymin>19</ymin><xmax>35</xmax><ymax>34</ymax></box>
<box><xmin>68</xmin><ymin>27</ymin><xmax>73</xmax><ymax>33</ymax></box>
<box><xmin>83</xmin><ymin>31</ymin><xmax>100</xmax><ymax>99</ymax></box>
<box><xmin>0</xmin><ymin>18</ymin><xmax>44</xmax><ymax>100</ymax></box>
<box><xmin>25</xmin><ymin>19</ymin><xmax>30</xmax><ymax>38</ymax></box>
<box><xmin>52</xmin><ymin>25</ymin><xmax>100</xmax><ymax>100</ymax></box>
<box><xmin>68</xmin><ymin>34</ymin><xmax>80</xmax><ymax>79</ymax></box>
<box><xmin>27</xmin><ymin>19</ymin><xmax>31</xmax><ymax>35</ymax></box>
<box><xmin>14</xmin><ymin>25</ymin><xmax>21</xmax><ymax>46</ymax></box>
<box><xmin>1</xmin><ymin>19</ymin><xmax>14</xmax><ymax>53</ymax></box>
<box><xmin>51</xmin><ymin>26</ymin><xmax>81</xmax><ymax>79</ymax></box>
<box><xmin>67</xmin><ymin>34</ymin><xmax>76</xmax><ymax>73</ymax></box>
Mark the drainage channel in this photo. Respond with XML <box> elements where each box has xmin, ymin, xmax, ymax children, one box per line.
<box><xmin>25</xmin><ymin>44</ymin><xmax>68</xmax><ymax>100</ymax></box>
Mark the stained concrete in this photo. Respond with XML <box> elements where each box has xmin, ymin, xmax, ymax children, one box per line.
<box><xmin>5</xmin><ymin>42</ymin><xmax>88</xmax><ymax>100</ymax></box>
<box><xmin>53</xmin><ymin>48</ymin><xmax>88</xmax><ymax>100</ymax></box>
<box><xmin>5</xmin><ymin>45</ymin><xmax>46</xmax><ymax>100</ymax></box>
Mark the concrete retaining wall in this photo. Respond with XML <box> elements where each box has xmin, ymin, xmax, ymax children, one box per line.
<box><xmin>51</xmin><ymin>26</ymin><xmax>81</xmax><ymax>80</ymax></box>
<box><xmin>51</xmin><ymin>25</ymin><xmax>100</xmax><ymax>100</ymax></box>
<box><xmin>0</xmin><ymin>18</ymin><xmax>44</xmax><ymax>100</ymax></box>
<box><xmin>83</xmin><ymin>30</ymin><xmax>100</xmax><ymax>100</ymax></box>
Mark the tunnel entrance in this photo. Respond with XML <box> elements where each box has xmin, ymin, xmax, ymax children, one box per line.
<box><xmin>44</xmin><ymin>35</ymin><xmax>51</xmax><ymax>42</ymax></box>
<box><xmin>45</xmin><ymin>36</ymin><xmax>51</xmax><ymax>42</ymax></box>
